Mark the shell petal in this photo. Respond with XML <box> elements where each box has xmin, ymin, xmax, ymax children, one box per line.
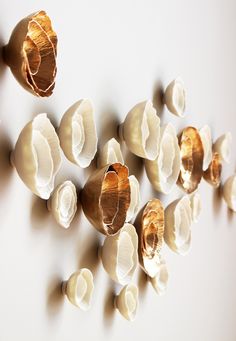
<box><xmin>223</xmin><ymin>174</ymin><xmax>236</xmax><ymax>212</ymax></box>
<box><xmin>98</xmin><ymin>138</ymin><xmax>124</xmax><ymax>168</ymax></box>
<box><xmin>149</xmin><ymin>258</ymin><xmax>169</xmax><ymax>295</ymax></box>
<box><xmin>213</xmin><ymin>132</ymin><xmax>232</xmax><ymax>164</ymax></box>
<box><xmin>126</xmin><ymin>175</ymin><xmax>140</xmax><ymax>222</ymax></box>
<box><xmin>164</xmin><ymin>78</ymin><xmax>186</xmax><ymax>117</ymax></box>
<box><xmin>115</xmin><ymin>284</ymin><xmax>139</xmax><ymax>321</ymax></box>
<box><xmin>190</xmin><ymin>192</ymin><xmax>201</xmax><ymax>223</ymax></box>
<box><xmin>199</xmin><ymin>125</ymin><xmax>213</xmax><ymax>171</ymax></box>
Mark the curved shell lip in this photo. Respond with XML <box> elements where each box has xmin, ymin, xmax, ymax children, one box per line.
<box><xmin>100</xmin><ymin>223</ymin><xmax>138</xmax><ymax>285</ymax></box>
<box><xmin>145</xmin><ymin>122</ymin><xmax>181</xmax><ymax>194</ymax></box>
<box><xmin>199</xmin><ymin>125</ymin><xmax>213</xmax><ymax>171</ymax></box>
<box><xmin>115</xmin><ymin>283</ymin><xmax>139</xmax><ymax>321</ymax></box>
<box><xmin>136</xmin><ymin>198</ymin><xmax>165</xmax><ymax>278</ymax></box>
<box><xmin>126</xmin><ymin>175</ymin><xmax>140</xmax><ymax>222</ymax></box>
<box><xmin>4</xmin><ymin>10</ymin><xmax>57</xmax><ymax>97</ymax></box>
<box><xmin>223</xmin><ymin>174</ymin><xmax>236</xmax><ymax>212</ymax></box>
<box><xmin>81</xmin><ymin>162</ymin><xmax>131</xmax><ymax>236</ymax></box>
<box><xmin>149</xmin><ymin>257</ymin><xmax>169</xmax><ymax>295</ymax></box>
<box><xmin>190</xmin><ymin>192</ymin><xmax>201</xmax><ymax>223</ymax></box>
<box><xmin>12</xmin><ymin>113</ymin><xmax>61</xmax><ymax>199</ymax></box>
<box><xmin>213</xmin><ymin>132</ymin><xmax>232</xmax><ymax>164</ymax></box>
<box><xmin>178</xmin><ymin>126</ymin><xmax>204</xmax><ymax>194</ymax></box>
<box><xmin>48</xmin><ymin>180</ymin><xmax>77</xmax><ymax>228</ymax></box>
<box><xmin>164</xmin><ymin>78</ymin><xmax>186</xmax><ymax>117</ymax></box>
<box><xmin>203</xmin><ymin>152</ymin><xmax>222</xmax><ymax>188</ymax></box>
<box><xmin>58</xmin><ymin>98</ymin><xmax>98</xmax><ymax>168</ymax></box>
<box><xmin>98</xmin><ymin>137</ymin><xmax>124</xmax><ymax>168</ymax></box>
<box><xmin>121</xmin><ymin>100</ymin><xmax>160</xmax><ymax>160</ymax></box>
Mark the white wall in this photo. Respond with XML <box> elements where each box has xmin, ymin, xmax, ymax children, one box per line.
<box><xmin>0</xmin><ymin>1</ymin><xmax>235</xmax><ymax>340</ymax></box>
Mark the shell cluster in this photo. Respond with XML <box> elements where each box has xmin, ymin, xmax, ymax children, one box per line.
<box><xmin>3</xmin><ymin>10</ymin><xmax>235</xmax><ymax>321</ymax></box>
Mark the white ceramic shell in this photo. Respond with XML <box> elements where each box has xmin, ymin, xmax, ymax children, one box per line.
<box><xmin>11</xmin><ymin>113</ymin><xmax>61</xmax><ymax>199</ymax></box>
<box><xmin>213</xmin><ymin>132</ymin><xmax>232</xmax><ymax>164</ymax></box>
<box><xmin>164</xmin><ymin>78</ymin><xmax>186</xmax><ymax>117</ymax></box>
<box><xmin>115</xmin><ymin>283</ymin><xmax>139</xmax><ymax>321</ymax></box>
<box><xmin>63</xmin><ymin>269</ymin><xmax>94</xmax><ymax>311</ymax></box>
<box><xmin>199</xmin><ymin>125</ymin><xmax>213</xmax><ymax>171</ymax></box>
<box><xmin>149</xmin><ymin>258</ymin><xmax>168</xmax><ymax>295</ymax></box>
<box><xmin>98</xmin><ymin>138</ymin><xmax>124</xmax><ymax>168</ymax></box>
<box><xmin>190</xmin><ymin>192</ymin><xmax>201</xmax><ymax>223</ymax></box>
<box><xmin>223</xmin><ymin>174</ymin><xmax>236</xmax><ymax>212</ymax></box>
<box><xmin>100</xmin><ymin>223</ymin><xmax>138</xmax><ymax>285</ymax></box>
<box><xmin>58</xmin><ymin>99</ymin><xmax>98</xmax><ymax>168</ymax></box>
<box><xmin>47</xmin><ymin>180</ymin><xmax>77</xmax><ymax>228</ymax></box>
<box><xmin>119</xmin><ymin>100</ymin><xmax>160</xmax><ymax>160</ymax></box>
<box><xmin>145</xmin><ymin>123</ymin><xmax>180</xmax><ymax>194</ymax></box>
<box><xmin>164</xmin><ymin>196</ymin><xmax>192</xmax><ymax>255</ymax></box>
<box><xmin>126</xmin><ymin>175</ymin><xmax>140</xmax><ymax>222</ymax></box>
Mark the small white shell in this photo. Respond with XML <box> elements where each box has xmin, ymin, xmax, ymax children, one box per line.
<box><xmin>11</xmin><ymin>113</ymin><xmax>61</xmax><ymax>199</ymax></box>
<box><xmin>213</xmin><ymin>132</ymin><xmax>232</xmax><ymax>164</ymax></box>
<box><xmin>164</xmin><ymin>196</ymin><xmax>192</xmax><ymax>255</ymax></box>
<box><xmin>115</xmin><ymin>283</ymin><xmax>139</xmax><ymax>321</ymax></box>
<box><xmin>98</xmin><ymin>138</ymin><xmax>124</xmax><ymax>168</ymax></box>
<box><xmin>126</xmin><ymin>175</ymin><xmax>140</xmax><ymax>222</ymax></box>
<box><xmin>58</xmin><ymin>99</ymin><xmax>98</xmax><ymax>168</ymax></box>
<box><xmin>62</xmin><ymin>268</ymin><xmax>94</xmax><ymax>311</ymax></box>
<box><xmin>223</xmin><ymin>174</ymin><xmax>236</xmax><ymax>212</ymax></box>
<box><xmin>145</xmin><ymin>123</ymin><xmax>180</xmax><ymax>194</ymax></box>
<box><xmin>119</xmin><ymin>100</ymin><xmax>160</xmax><ymax>160</ymax></box>
<box><xmin>164</xmin><ymin>78</ymin><xmax>186</xmax><ymax>117</ymax></box>
<box><xmin>190</xmin><ymin>192</ymin><xmax>201</xmax><ymax>223</ymax></box>
<box><xmin>47</xmin><ymin>180</ymin><xmax>77</xmax><ymax>228</ymax></box>
<box><xmin>199</xmin><ymin>125</ymin><xmax>213</xmax><ymax>171</ymax></box>
<box><xmin>100</xmin><ymin>223</ymin><xmax>138</xmax><ymax>285</ymax></box>
<box><xmin>149</xmin><ymin>258</ymin><xmax>169</xmax><ymax>295</ymax></box>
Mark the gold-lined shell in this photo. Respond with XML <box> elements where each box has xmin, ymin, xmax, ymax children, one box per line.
<box><xmin>114</xmin><ymin>284</ymin><xmax>139</xmax><ymax>321</ymax></box>
<box><xmin>81</xmin><ymin>163</ymin><xmax>130</xmax><ymax>235</ymax></box>
<box><xmin>98</xmin><ymin>138</ymin><xmax>124</xmax><ymax>168</ymax></box>
<box><xmin>119</xmin><ymin>100</ymin><xmax>160</xmax><ymax>160</ymax></box>
<box><xmin>203</xmin><ymin>152</ymin><xmax>222</xmax><ymax>188</ymax></box>
<box><xmin>145</xmin><ymin>123</ymin><xmax>180</xmax><ymax>194</ymax></box>
<box><xmin>178</xmin><ymin>127</ymin><xmax>204</xmax><ymax>193</ymax></box>
<box><xmin>47</xmin><ymin>180</ymin><xmax>77</xmax><ymax>228</ymax></box>
<box><xmin>223</xmin><ymin>175</ymin><xmax>236</xmax><ymax>212</ymax></box>
<box><xmin>11</xmin><ymin>113</ymin><xmax>61</xmax><ymax>199</ymax></box>
<box><xmin>100</xmin><ymin>223</ymin><xmax>138</xmax><ymax>284</ymax></box>
<box><xmin>213</xmin><ymin>132</ymin><xmax>232</xmax><ymax>164</ymax></box>
<box><xmin>164</xmin><ymin>78</ymin><xmax>186</xmax><ymax>117</ymax></box>
<box><xmin>199</xmin><ymin>125</ymin><xmax>213</xmax><ymax>171</ymax></box>
<box><xmin>58</xmin><ymin>99</ymin><xmax>97</xmax><ymax>168</ymax></box>
<box><xmin>62</xmin><ymin>269</ymin><xmax>94</xmax><ymax>311</ymax></box>
<box><xmin>4</xmin><ymin>10</ymin><xmax>57</xmax><ymax>97</ymax></box>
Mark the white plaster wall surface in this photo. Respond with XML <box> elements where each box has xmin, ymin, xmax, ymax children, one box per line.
<box><xmin>0</xmin><ymin>1</ymin><xmax>235</xmax><ymax>340</ymax></box>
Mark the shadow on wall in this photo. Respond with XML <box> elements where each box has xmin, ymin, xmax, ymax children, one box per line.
<box><xmin>103</xmin><ymin>279</ymin><xmax>116</xmax><ymax>329</ymax></box>
<box><xmin>152</xmin><ymin>79</ymin><xmax>164</xmax><ymax>118</ymax></box>
<box><xmin>0</xmin><ymin>124</ymin><xmax>13</xmax><ymax>194</ymax></box>
<box><xmin>46</xmin><ymin>274</ymin><xmax>65</xmax><ymax>319</ymax></box>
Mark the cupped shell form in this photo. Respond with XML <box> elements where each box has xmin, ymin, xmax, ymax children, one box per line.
<box><xmin>126</xmin><ymin>175</ymin><xmax>140</xmax><ymax>222</ymax></box>
<box><xmin>100</xmin><ymin>223</ymin><xmax>138</xmax><ymax>284</ymax></box>
<box><xmin>63</xmin><ymin>269</ymin><xmax>94</xmax><ymax>311</ymax></box>
<box><xmin>203</xmin><ymin>152</ymin><xmax>222</xmax><ymax>188</ymax></box>
<box><xmin>223</xmin><ymin>175</ymin><xmax>236</xmax><ymax>212</ymax></box>
<box><xmin>119</xmin><ymin>100</ymin><xmax>160</xmax><ymax>160</ymax></box>
<box><xmin>164</xmin><ymin>196</ymin><xmax>192</xmax><ymax>255</ymax></box>
<box><xmin>81</xmin><ymin>163</ymin><xmax>131</xmax><ymax>235</ymax></box>
<box><xmin>199</xmin><ymin>125</ymin><xmax>213</xmax><ymax>171</ymax></box>
<box><xmin>190</xmin><ymin>192</ymin><xmax>201</xmax><ymax>223</ymax></box>
<box><xmin>4</xmin><ymin>10</ymin><xmax>57</xmax><ymax>97</ymax></box>
<box><xmin>145</xmin><ymin>123</ymin><xmax>180</xmax><ymax>194</ymax></box>
<box><xmin>58</xmin><ymin>99</ymin><xmax>97</xmax><ymax>168</ymax></box>
<box><xmin>178</xmin><ymin>127</ymin><xmax>204</xmax><ymax>193</ymax></box>
<box><xmin>149</xmin><ymin>258</ymin><xmax>169</xmax><ymax>295</ymax></box>
<box><xmin>115</xmin><ymin>284</ymin><xmax>139</xmax><ymax>321</ymax></box>
<box><xmin>11</xmin><ymin>113</ymin><xmax>61</xmax><ymax>199</ymax></box>
<box><xmin>213</xmin><ymin>132</ymin><xmax>232</xmax><ymax>164</ymax></box>
<box><xmin>136</xmin><ymin>199</ymin><xmax>164</xmax><ymax>278</ymax></box>
<box><xmin>164</xmin><ymin>78</ymin><xmax>186</xmax><ymax>117</ymax></box>
<box><xmin>47</xmin><ymin>180</ymin><xmax>77</xmax><ymax>228</ymax></box>
<box><xmin>98</xmin><ymin>138</ymin><xmax>124</xmax><ymax>168</ymax></box>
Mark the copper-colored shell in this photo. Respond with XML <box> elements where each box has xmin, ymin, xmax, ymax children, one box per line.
<box><xmin>135</xmin><ymin>199</ymin><xmax>164</xmax><ymax>278</ymax></box>
<box><xmin>178</xmin><ymin>127</ymin><xmax>204</xmax><ymax>193</ymax></box>
<box><xmin>203</xmin><ymin>152</ymin><xmax>222</xmax><ymax>188</ymax></box>
<box><xmin>4</xmin><ymin>10</ymin><xmax>57</xmax><ymax>97</ymax></box>
<box><xmin>81</xmin><ymin>163</ymin><xmax>130</xmax><ymax>235</ymax></box>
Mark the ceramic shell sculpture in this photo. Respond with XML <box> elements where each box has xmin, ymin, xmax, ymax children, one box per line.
<box><xmin>136</xmin><ymin>198</ymin><xmax>164</xmax><ymax>278</ymax></box>
<box><xmin>149</xmin><ymin>258</ymin><xmax>168</xmax><ymax>296</ymax></box>
<box><xmin>199</xmin><ymin>125</ymin><xmax>213</xmax><ymax>171</ymax></box>
<box><xmin>100</xmin><ymin>223</ymin><xmax>138</xmax><ymax>284</ymax></box>
<box><xmin>145</xmin><ymin>123</ymin><xmax>181</xmax><ymax>194</ymax></box>
<box><xmin>81</xmin><ymin>163</ymin><xmax>130</xmax><ymax>235</ymax></box>
<box><xmin>223</xmin><ymin>175</ymin><xmax>236</xmax><ymax>212</ymax></box>
<box><xmin>115</xmin><ymin>284</ymin><xmax>139</xmax><ymax>321</ymax></box>
<box><xmin>47</xmin><ymin>180</ymin><xmax>77</xmax><ymax>228</ymax></box>
<box><xmin>4</xmin><ymin>10</ymin><xmax>57</xmax><ymax>97</ymax></box>
<box><xmin>190</xmin><ymin>192</ymin><xmax>201</xmax><ymax>223</ymax></box>
<box><xmin>58</xmin><ymin>99</ymin><xmax>97</xmax><ymax>168</ymax></box>
<box><xmin>126</xmin><ymin>175</ymin><xmax>140</xmax><ymax>222</ymax></box>
<box><xmin>203</xmin><ymin>152</ymin><xmax>222</xmax><ymax>188</ymax></box>
<box><xmin>164</xmin><ymin>196</ymin><xmax>192</xmax><ymax>255</ymax></box>
<box><xmin>11</xmin><ymin>113</ymin><xmax>61</xmax><ymax>199</ymax></box>
<box><xmin>119</xmin><ymin>100</ymin><xmax>160</xmax><ymax>160</ymax></box>
<box><xmin>213</xmin><ymin>132</ymin><xmax>232</xmax><ymax>164</ymax></box>
<box><xmin>164</xmin><ymin>78</ymin><xmax>186</xmax><ymax>117</ymax></box>
<box><xmin>62</xmin><ymin>269</ymin><xmax>94</xmax><ymax>311</ymax></box>
<box><xmin>98</xmin><ymin>138</ymin><xmax>124</xmax><ymax>168</ymax></box>
<box><xmin>178</xmin><ymin>127</ymin><xmax>204</xmax><ymax>193</ymax></box>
